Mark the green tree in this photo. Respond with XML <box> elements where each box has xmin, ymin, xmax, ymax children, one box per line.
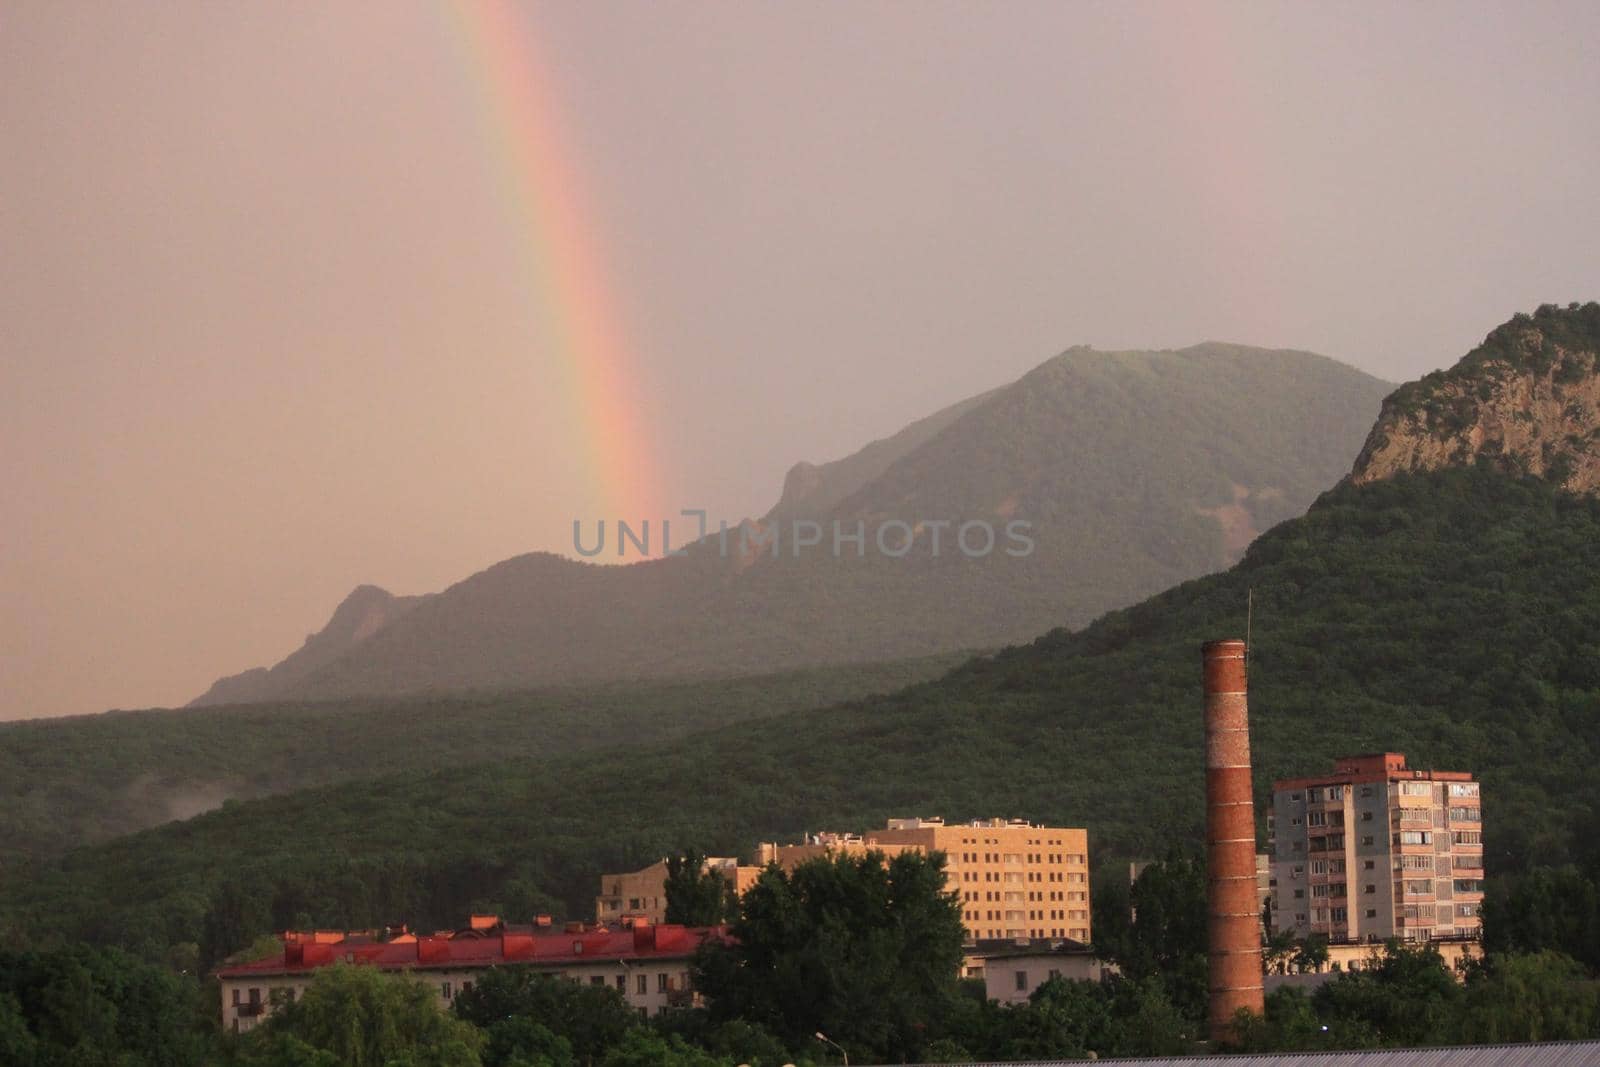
<box><xmin>664</xmin><ymin>851</ymin><xmax>738</xmax><ymax>926</ymax></box>
<box><xmin>0</xmin><ymin>945</ymin><xmax>216</xmax><ymax>1066</ymax></box>
<box><xmin>1457</xmin><ymin>951</ymin><xmax>1600</xmax><ymax>1043</ymax></box>
<box><xmin>1312</xmin><ymin>942</ymin><xmax>1460</xmax><ymax>1047</ymax></box>
<box><xmin>1483</xmin><ymin>866</ymin><xmax>1600</xmax><ymax>970</ymax></box>
<box><xmin>1293</xmin><ymin>933</ymin><xmax>1330</xmax><ymax>974</ymax></box>
<box><xmin>694</xmin><ymin>850</ymin><xmax>965</xmax><ymax>1063</ymax></box>
<box><xmin>453</xmin><ymin>967</ymin><xmax>638</xmax><ymax>1064</ymax></box>
<box><xmin>1097</xmin><ymin>855</ymin><xmax>1208</xmax><ymax>1021</ymax></box>
<box><xmin>258</xmin><ymin>964</ymin><xmax>483</xmax><ymax>1067</ymax></box>
<box><xmin>598</xmin><ymin>1030</ymin><xmax>732</xmax><ymax>1067</ymax></box>
<box><xmin>0</xmin><ymin>992</ymin><xmax>38</xmax><ymax>1065</ymax></box>
<box><xmin>481</xmin><ymin>1017</ymin><xmax>575</xmax><ymax>1067</ymax></box>
<box><xmin>995</xmin><ymin>977</ymin><xmax>1114</xmax><ymax>1059</ymax></box>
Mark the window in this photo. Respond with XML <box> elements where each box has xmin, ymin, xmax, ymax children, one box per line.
<box><xmin>232</xmin><ymin>989</ymin><xmax>241</xmax><ymax>1006</ymax></box>
<box><xmin>441</xmin><ymin>982</ymin><xmax>453</xmax><ymax>1000</ymax></box>
<box><xmin>616</xmin><ymin>975</ymin><xmax>625</xmax><ymax>991</ymax></box>
<box><xmin>657</xmin><ymin>973</ymin><xmax>669</xmax><ymax>993</ymax></box>
<box><xmin>1449</xmin><ymin>783</ymin><xmax>1479</xmax><ymax>797</ymax></box>
<box><xmin>1362</xmin><ymin>836</ymin><xmax>1375</xmax><ymax>846</ymax></box>
<box><xmin>1308</xmin><ymin>811</ymin><xmax>1327</xmax><ymax>826</ymax></box>
<box><xmin>1454</xmin><ymin>831</ymin><xmax>1483</xmax><ymax>845</ymax></box>
<box><xmin>1398</xmin><ymin>831</ymin><xmax>1432</xmax><ymax>845</ymax></box>
<box><xmin>1365</xmin><ymin>860</ymin><xmax>1375</xmax><ymax>869</ymax></box>
<box><xmin>1360</xmin><ymin>786</ymin><xmax>1374</xmax><ymax>797</ymax></box>
<box><xmin>637</xmin><ymin>974</ymin><xmax>648</xmax><ymax>995</ymax></box>
<box><xmin>591</xmin><ymin>976</ymin><xmax>605</xmax><ymax>987</ymax></box>
<box><xmin>1399</xmin><ymin>781</ymin><xmax>1430</xmax><ymax>796</ymax></box>
<box><xmin>1311</xmin><ymin>860</ymin><xmax>1327</xmax><ymax>875</ymax></box>
<box><xmin>1361</xmin><ymin>812</ymin><xmax>1373</xmax><ymax>822</ymax></box>
<box><xmin>1365</xmin><ymin>909</ymin><xmax>1377</xmax><ymax>918</ymax></box>
<box><xmin>1365</xmin><ymin>884</ymin><xmax>1377</xmax><ymax>895</ymax></box>
<box><xmin>1294</xmin><ymin>888</ymin><xmax>1304</xmax><ymax>899</ymax></box>
<box><xmin>1449</xmin><ymin>807</ymin><xmax>1481</xmax><ymax>823</ymax></box>
<box><xmin>1016</xmin><ymin>970</ymin><xmax>1028</xmax><ymax>991</ymax></box>
<box><xmin>1455</xmin><ymin>879</ymin><xmax>1483</xmax><ymax>894</ymax></box>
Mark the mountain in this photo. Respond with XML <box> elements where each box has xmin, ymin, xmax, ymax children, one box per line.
<box><xmin>193</xmin><ymin>585</ymin><xmax>428</xmax><ymax>706</ymax></box>
<box><xmin>15</xmin><ymin>308</ymin><xmax>1597</xmax><ymax>964</ymax></box>
<box><xmin>1352</xmin><ymin>302</ymin><xmax>1600</xmax><ymax>491</ymax></box>
<box><xmin>192</xmin><ymin>343</ymin><xmax>1391</xmax><ymax>705</ymax></box>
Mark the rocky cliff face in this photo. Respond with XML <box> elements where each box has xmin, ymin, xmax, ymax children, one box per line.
<box><xmin>1350</xmin><ymin>303</ymin><xmax>1600</xmax><ymax>494</ymax></box>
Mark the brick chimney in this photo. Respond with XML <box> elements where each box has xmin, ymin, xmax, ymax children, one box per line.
<box><xmin>1202</xmin><ymin>638</ymin><xmax>1265</xmax><ymax>1043</ymax></box>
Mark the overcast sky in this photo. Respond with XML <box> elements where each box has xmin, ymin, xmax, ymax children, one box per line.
<box><xmin>4</xmin><ymin>1</ymin><xmax>1598</xmax><ymax>719</ymax></box>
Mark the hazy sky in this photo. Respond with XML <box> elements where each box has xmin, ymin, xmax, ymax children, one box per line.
<box><xmin>4</xmin><ymin>2</ymin><xmax>1598</xmax><ymax>720</ymax></box>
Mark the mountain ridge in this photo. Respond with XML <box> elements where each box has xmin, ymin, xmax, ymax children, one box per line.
<box><xmin>192</xmin><ymin>342</ymin><xmax>1391</xmax><ymax>706</ymax></box>
<box><xmin>1351</xmin><ymin>302</ymin><xmax>1600</xmax><ymax>493</ymax></box>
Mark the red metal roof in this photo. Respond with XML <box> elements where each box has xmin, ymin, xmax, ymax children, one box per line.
<box><xmin>215</xmin><ymin>923</ymin><xmax>730</xmax><ymax>979</ymax></box>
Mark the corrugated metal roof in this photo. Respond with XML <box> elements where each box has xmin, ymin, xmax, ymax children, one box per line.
<box><xmin>884</xmin><ymin>1040</ymin><xmax>1600</xmax><ymax>1067</ymax></box>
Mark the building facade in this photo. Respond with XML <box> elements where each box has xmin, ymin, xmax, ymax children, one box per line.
<box><xmin>962</xmin><ymin>938</ymin><xmax>1115</xmax><ymax>1005</ymax></box>
<box><xmin>594</xmin><ymin>857</ymin><xmax>760</xmax><ymax>925</ymax></box>
<box><xmin>763</xmin><ymin>817</ymin><xmax>1092</xmax><ymax>943</ymax></box>
<box><xmin>214</xmin><ymin>919</ymin><xmax>724</xmax><ymax>1034</ymax></box>
<box><xmin>1269</xmin><ymin>753</ymin><xmax>1483</xmax><ymax>944</ymax></box>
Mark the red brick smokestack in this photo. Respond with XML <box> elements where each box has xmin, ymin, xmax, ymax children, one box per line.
<box><xmin>1203</xmin><ymin>638</ymin><xmax>1265</xmax><ymax>1043</ymax></box>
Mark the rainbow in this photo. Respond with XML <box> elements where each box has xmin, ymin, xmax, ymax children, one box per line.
<box><xmin>440</xmin><ymin>0</ymin><xmax>664</xmax><ymax>530</ymax></box>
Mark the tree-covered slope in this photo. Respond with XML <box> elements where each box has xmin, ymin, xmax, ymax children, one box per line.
<box><xmin>0</xmin><ymin>654</ymin><xmax>962</xmax><ymax>875</ymax></box>
<box><xmin>194</xmin><ymin>344</ymin><xmax>1390</xmax><ymax>704</ymax></box>
<box><xmin>10</xmin><ymin>468</ymin><xmax>1600</xmax><ymax>965</ymax></box>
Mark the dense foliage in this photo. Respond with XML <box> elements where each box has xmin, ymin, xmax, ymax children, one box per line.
<box><xmin>8</xmin><ymin>468</ymin><xmax>1600</xmax><ymax>972</ymax></box>
<box><xmin>694</xmin><ymin>851</ymin><xmax>966</xmax><ymax>1061</ymax></box>
<box><xmin>663</xmin><ymin>852</ymin><xmax>739</xmax><ymax>927</ymax></box>
<box><xmin>0</xmin><ymin>655</ymin><xmax>959</xmax><ymax>877</ymax></box>
<box><xmin>3</xmin><ymin>859</ymin><xmax>1599</xmax><ymax>1064</ymax></box>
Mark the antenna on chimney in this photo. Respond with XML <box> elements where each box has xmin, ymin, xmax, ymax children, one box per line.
<box><xmin>1245</xmin><ymin>588</ymin><xmax>1254</xmax><ymax>662</ymax></box>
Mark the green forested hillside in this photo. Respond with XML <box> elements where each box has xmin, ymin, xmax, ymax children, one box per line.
<box><xmin>6</xmin><ymin>468</ymin><xmax>1599</xmax><ymax>968</ymax></box>
<box><xmin>0</xmin><ymin>655</ymin><xmax>962</xmax><ymax>874</ymax></box>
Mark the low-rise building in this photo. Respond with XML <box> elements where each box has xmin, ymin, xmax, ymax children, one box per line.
<box><xmin>214</xmin><ymin>918</ymin><xmax>725</xmax><ymax>1034</ymax></box>
<box><xmin>962</xmin><ymin>938</ymin><xmax>1115</xmax><ymax>1004</ymax></box>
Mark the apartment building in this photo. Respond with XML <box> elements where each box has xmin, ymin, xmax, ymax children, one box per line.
<box><xmin>214</xmin><ymin>917</ymin><xmax>723</xmax><ymax>1034</ymax></box>
<box><xmin>594</xmin><ymin>857</ymin><xmax>760</xmax><ymax>925</ymax></box>
<box><xmin>763</xmin><ymin>818</ymin><xmax>1092</xmax><ymax>943</ymax></box>
<box><xmin>1269</xmin><ymin>753</ymin><xmax>1483</xmax><ymax>944</ymax></box>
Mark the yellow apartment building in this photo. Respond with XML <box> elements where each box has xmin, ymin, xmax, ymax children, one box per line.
<box><xmin>595</xmin><ymin>856</ymin><xmax>761</xmax><ymax>925</ymax></box>
<box><xmin>761</xmin><ymin>818</ymin><xmax>1092</xmax><ymax>943</ymax></box>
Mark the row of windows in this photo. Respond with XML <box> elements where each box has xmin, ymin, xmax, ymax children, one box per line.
<box><xmin>955</xmin><ymin>851</ymin><xmax>1086</xmax><ymax>864</ymax></box>
<box><xmin>962</xmin><ymin>889</ymin><xmax>1084</xmax><ymax>903</ymax></box>
<box><xmin>974</xmin><ymin>927</ymin><xmax>1090</xmax><ymax>940</ymax></box>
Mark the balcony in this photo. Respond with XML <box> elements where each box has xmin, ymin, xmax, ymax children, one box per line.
<box><xmin>236</xmin><ymin>1002</ymin><xmax>265</xmax><ymax>1018</ymax></box>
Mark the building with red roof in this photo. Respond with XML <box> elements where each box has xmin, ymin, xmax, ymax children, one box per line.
<box><xmin>214</xmin><ymin>916</ymin><xmax>728</xmax><ymax>1034</ymax></box>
